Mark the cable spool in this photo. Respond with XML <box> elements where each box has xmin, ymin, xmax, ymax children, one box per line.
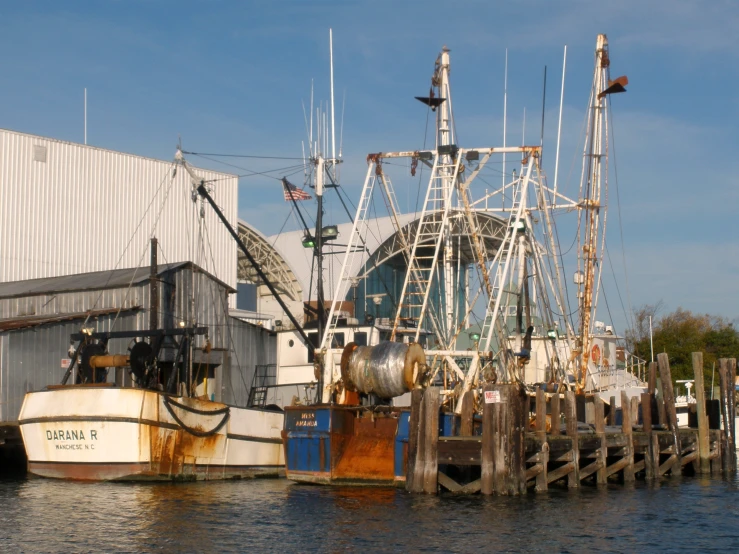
<box><xmin>340</xmin><ymin>341</ymin><xmax>426</xmax><ymax>399</ymax></box>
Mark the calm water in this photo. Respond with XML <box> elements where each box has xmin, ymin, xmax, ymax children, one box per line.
<box><xmin>1</xmin><ymin>475</ymin><xmax>738</xmax><ymax>553</ymax></box>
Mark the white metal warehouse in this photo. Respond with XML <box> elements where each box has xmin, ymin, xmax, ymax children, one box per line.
<box><xmin>0</xmin><ymin>128</ymin><xmax>238</xmax><ymax>289</ymax></box>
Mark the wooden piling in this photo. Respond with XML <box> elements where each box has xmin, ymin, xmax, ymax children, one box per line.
<box><xmin>621</xmin><ymin>391</ymin><xmax>635</xmax><ymax>482</ymax></box>
<box><xmin>406</xmin><ymin>388</ymin><xmax>423</xmax><ymax>493</ymax></box>
<box><xmin>641</xmin><ymin>392</ymin><xmax>655</xmax><ymax>480</ymax></box>
<box><xmin>565</xmin><ymin>391</ymin><xmax>579</xmax><ymax>488</ymax></box>
<box><xmin>550</xmin><ymin>392</ymin><xmax>561</xmax><ymax>436</ymax></box>
<box><xmin>535</xmin><ymin>389</ymin><xmax>547</xmax><ymax>436</ymax></box>
<box><xmin>608</xmin><ymin>395</ymin><xmax>617</xmax><ymax>426</ymax></box>
<box><xmin>656</xmin><ymin>394</ymin><xmax>667</xmax><ymax>428</ymax></box>
<box><xmin>729</xmin><ymin>358</ymin><xmax>737</xmax><ymax>472</ymax></box>
<box><xmin>658</xmin><ymin>352</ymin><xmax>681</xmax><ymax>471</ymax></box>
<box><xmin>648</xmin><ymin>361</ymin><xmax>658</xmax><ymax>395</ymax></box>
<box><xmin>631</xmin><ymin>396</ymin><xmax>640</xmax><ymax>426</ymax></box>
<box><xmin>458</xmin><ymin>390</ymin><xmax>474</xmax><ymax>436</ymax></box>
<box><xmin>718</xmin><ymin>359</ymin><xmax>736</xmax><ymax>473</ymax></box>
<box><xmin>534</xmin><ymin>389</ymin><xmax>549</xmax><ymax>491</ymax></box>
<box><xmin>422</xmin><ymin>387</ymin><xmax>440</xmax><ymax>494</ymax></box>
<box><xmin>692</xmin><ymin>352</ymin><xmax>710</xmax><ymax>474</ymax></box>
<box><xmin>481</xmin><ymin>385</ymin><xmax>494</xmax><ymax>495</ymax></box>
<box><xmin>481</xmin><ymin>384</ymin><xmax>526</xmax><ymax>495</ymax></box>
<box><xmin>594</xmin><ymin>396</ymin><xmax>608</xmax><ymax>484</ymax></box>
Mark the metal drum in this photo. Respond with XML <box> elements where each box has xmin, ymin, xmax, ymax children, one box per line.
<box><xmin>340</xmin><ymin>341</ymin><xmax>426</xmax><ymax>398</ymax></box>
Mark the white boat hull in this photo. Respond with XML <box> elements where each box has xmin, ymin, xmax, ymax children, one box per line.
<box><xmin>18</xmin><ymin>386</ymin><xmax>285</xmax><ymax>481</ymax></box>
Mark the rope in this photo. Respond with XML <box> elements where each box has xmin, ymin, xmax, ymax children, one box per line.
<box><xmin>163</xmin><ymin>395</ymin><xmax>230</xmax><ymax>437</ymax></box>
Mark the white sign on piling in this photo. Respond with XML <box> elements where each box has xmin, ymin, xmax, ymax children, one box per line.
<box><xmin>484</xmin><ymin>390</ymin><xmax>502</xmax><ymax>404</ymax></box>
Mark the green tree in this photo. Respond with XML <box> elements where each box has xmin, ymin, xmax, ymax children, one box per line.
<box><xmin>628</xmin><ymin>305</ymin><xmax>739</xmax><ymax>389</ymax></box>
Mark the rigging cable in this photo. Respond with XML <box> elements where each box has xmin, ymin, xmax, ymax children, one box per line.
<box><xmin>83</xmin><ymin>163</ymin><xmax>176</xmax><ymax>327</ymax></box>
<box><xmin>181</xmin><ymin>150</ymin><xmax>304</xmax><ymax>160</ymax></box>
<box><xmin>606</xmin><ymin>101</ymin><xmax>636</xmax><ymax>333</ymax></box>
<box><xmin>201</xmin><ymin>217</ymin><xmax>252</xmax><ymax>400</ymax></box>
<box><xmin>111</xmin><ymin>163</ymin><xmax>179</xmax><ymax>331</ymax></box>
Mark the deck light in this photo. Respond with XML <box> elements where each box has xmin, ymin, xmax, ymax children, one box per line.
<box><xmin>321</xmin><ymin>225</ymin><xmax>339</xmax><ymax>240</ymax></box>
<box><xmin>302</xmin><ymin>235</ymin><xmax>316</xmax><ymax>249</ymax></box>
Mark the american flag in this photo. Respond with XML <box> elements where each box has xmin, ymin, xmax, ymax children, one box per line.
<box><xmin>282</xmin><ymin>179</ymin><xmax>312</xmax><ymax>202</ymax></box>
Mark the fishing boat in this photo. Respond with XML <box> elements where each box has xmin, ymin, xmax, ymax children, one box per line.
<box><xmin>16</xmin><ymin>151</ymin><xmax>318</xmax><ymax>481</ymax></box>
<box><xmin>283</xmin><ymin>35</ymin><xmax>648</xmax><ymax>485</ymax></box>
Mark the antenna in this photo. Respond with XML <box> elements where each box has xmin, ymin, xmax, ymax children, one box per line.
<box><xmin>302</xmin><ymin>141</ymin><xmax>308</xmax><ymax>181</ymax></box>
<box><xmin>339</xmin><ymin>89</ymin><xmax>346</xmax><ymax>159</ymax></box>
<box><xmin>84</xmin><ymin>88</ymin><xmax>87</xmax><ymax>145</ymax></box>
<box><xmin>522</xmin><ymin>107</ymin><xmax>526</xmax><ymax>145</ymax></box>
<box><xmin>329</xmin><ymin>28</ymin><xmax>336</xmax><ymax>163</ymax></box>
<box><xmin>502</xmin><ymin>49</ymin><xmax>508</xmax><ymax>188</ymax></box>
<box><xmin>540</xmin><ymin>65</ymin><xmax>547</xmax><ymax>162</ymax></box>
<box><xmin>553</xmin><ymin>45</ymin><xmax>567</xmax><ymax>206</ymax></box>
<box><xmin>309</xmin><ymin>80</ymin><xmax>314</xmax><ymax>158</ymax></box>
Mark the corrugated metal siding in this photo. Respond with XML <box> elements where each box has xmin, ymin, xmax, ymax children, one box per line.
<box><xmin>0</xmin><ymin>267</ymin><xmax>232</xmax><ymax>349</ymax></box>
<box><xmin>0</xmin><ymin>128</ymin><xmax>238</xmax><ymax>289</ymax></box>
<box><xmin>222</xmin><ymin>318</ymin><xmax>276</xmax><ymax>407</ymax></box>
<box><xmin>0</xmin><ymin>312</ymin><xmax>139</xmax><ymax>422</ymax></box>
<box><xmin>0</xmin><ymin>313</ymin><xmax>274</xmax><ymax>422</ymax></box>
<box><xmin>0</xmin><ymin>265</ymin><xmax>251</xmax><ymax>421</ymax></box>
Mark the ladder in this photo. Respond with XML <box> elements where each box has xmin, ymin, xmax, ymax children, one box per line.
<box><xmin>247</xmin><ymin>364</ymin><xmax>277</xmax><ymax>408</ymax></box>
<box><xmin>390</xmin><ymin>152</ymin><xmax>462</xmax><ymax>345</ymax></box>
<box><xmin>481</xmin><ymin>159</ymin><xmax>534</xmax><ymax>353</ymax></box>
<box><xmin>320</xmin><ymin>163</ymin><xmax>377</xmax><ymax>351</ymax></box>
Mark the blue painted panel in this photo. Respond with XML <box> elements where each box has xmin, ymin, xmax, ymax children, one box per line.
<box><xmin>284</xmin><ymin>407</ymin><xmax>331</xmax><ymax>432</ymax></box>
<box><xmin>439</xmin><ymin>412</ymin><xmax>456</xmax><ymax>437</ymax></box>
<box><xmin>394</xmin><ymin>410</ymin><xmax>410</xmax><ymax>478</ymax></box>
<box><xmin>284</xmin><ymin>408</ymin><xmax>332</xmax><ymax>473</ymax></box>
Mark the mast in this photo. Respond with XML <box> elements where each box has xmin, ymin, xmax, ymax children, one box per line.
<box><xmin>435</xmin><ymin>47</ymin><xmax>457</xmax><ymax>346</ymax></box>
<box><xmin>150</xmin><ymin>237</ymin><xmax>158</xmax><ymax>331</ymax></box>
<box><xmin>576</xmin><ymin>34</ymin><xmax>627</xmax><ymax>393</ymax></box>
<box><xmin>315</xmin><ymin>156</ymin><xmax>325</xmax><ymax>347</ymax></box>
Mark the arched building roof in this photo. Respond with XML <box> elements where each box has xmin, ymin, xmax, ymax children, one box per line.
<box><xmin>267</xmin><ymin>210</ymin><xmax>508</xmax><ymax>303</ymax></box>
<box><xmin>236</xmin><ymin>219</ymin><xmax>303</xmax><ymax>303</ymax></box>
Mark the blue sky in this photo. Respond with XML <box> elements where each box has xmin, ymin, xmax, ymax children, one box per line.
<box><xmin>1</xmin><ymin>1</ymin><xmax>737</xmax><ymax>331</ymax></box>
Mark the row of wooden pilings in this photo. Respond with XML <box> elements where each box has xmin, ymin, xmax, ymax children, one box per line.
<box><xmin>406</xmin><ymin>354</ymin><xmax>738</xmax><ymax>495</ymax></box>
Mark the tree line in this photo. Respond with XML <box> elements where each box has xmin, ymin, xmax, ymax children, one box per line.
<box><xmin>626</xmin><ymin>303</ymin><xmax>739</xmax><ymax>388</ymax></box>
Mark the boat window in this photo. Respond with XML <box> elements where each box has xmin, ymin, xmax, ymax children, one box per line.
<box><xmin>354</xmin><ymin>332</ymin><xmax>367</xmax><ymax>346</ymax></box>
<box><xmin>332</xmin><ymin>333</ymin><xmax>345</xmax><ymax>348</ymax></box>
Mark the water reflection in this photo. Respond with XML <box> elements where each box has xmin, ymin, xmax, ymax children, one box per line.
<box><xmin>1</xmin><ymin>476</ymin><xmax>738</xmax><ymax>552</ymax></box>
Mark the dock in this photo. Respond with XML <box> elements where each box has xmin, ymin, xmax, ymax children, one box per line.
<box><xmin>406</xmin><ymin>354</ymin><xmax>737</xmax><ymax>495</ymax></box>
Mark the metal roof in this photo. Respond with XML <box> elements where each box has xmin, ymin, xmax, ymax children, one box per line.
<box><xmin>0</xmin><ymin>306</ymin><xmax>141</xmax><ymax>332</ymax></box>
<box><xmin>268</xmin><ymin>211</ymin><xmax>507</xmax><ymax>302</ymax></box>
<box><xmin>237</xmin><ymin>219</ymin><xmax>302</xmax><ymax>303</ymax></box>
<box><xmin>0</xmin><ymin>261</ymin><xmax>234</xmax><ymax>300</ymax></box>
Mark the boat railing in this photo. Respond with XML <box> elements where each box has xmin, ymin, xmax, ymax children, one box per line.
<box><xmin>587</xmin><ymin>355</ymin><xmax>647</xmax><ymax>392</ymax></box>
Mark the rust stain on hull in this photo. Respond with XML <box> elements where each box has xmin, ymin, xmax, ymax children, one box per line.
<box><xmin>149</xmin><ymin>425</ymin><xmax>226</xmax><ymax>479</ymax></box>
<box><xmin>332</xmin><ymin>415</ymin><xmax>398</xmax><ymax>482</ymax></box>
